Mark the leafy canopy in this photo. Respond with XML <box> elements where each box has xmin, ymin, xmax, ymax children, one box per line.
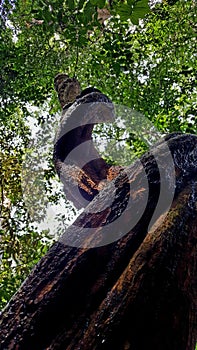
<box><xmin>0</xmin><ymin>0</ymin><xmax>196</xmax><ymax>308</ymax></box>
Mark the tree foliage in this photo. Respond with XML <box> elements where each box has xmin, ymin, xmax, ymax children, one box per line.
<box><xmin>0</xmin><ymin>0</ymin><xmax>196</xmax><ymax>308</ymax></box>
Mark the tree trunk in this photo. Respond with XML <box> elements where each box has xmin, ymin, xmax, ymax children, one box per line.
<box><xmin>0</xmin><ymin>132</ymin><xmax>196</xmax><ymax>350</ymax></box>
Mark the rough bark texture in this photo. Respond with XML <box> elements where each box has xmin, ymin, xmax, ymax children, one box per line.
<box><xmin>53</xmin><ymin>83</ymin><xmax>122</xmax><ymax>209</ymax></box>
<box><xmin>0</xmin><ymin>83</ymin><xmax>196</xmax><ymax>350</ymax></box>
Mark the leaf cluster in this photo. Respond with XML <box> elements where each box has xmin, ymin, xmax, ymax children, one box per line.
<box><xmin>0</xmin><ymin>0</ymin><xmax>196</xmax><ymax>307</ymax></box>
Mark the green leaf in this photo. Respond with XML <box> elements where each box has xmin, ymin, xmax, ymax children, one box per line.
<box><xmin>97</xmin><ymin>0</ymin><xmax>106</xmax><ymax>8</ymax></box>
<box><xmin>130</xmin><ymin>0</ymin><xmax>150</xmax><ymax>24</ymax></box>
<box><xmin>77</xmin><ymin>0</ymin><xmax>86</xmax><ymax>10</ymax></box>
<box><xmin>90</xmin><ymin>0</ymin><xmax>105</xmax><ymax>6</ymax></box>
<box><xmin>115</xmin><ymin>0</ymin><xmax>149</xmax><ymax>22</ymax></box>
<box><xmin>115</xmin><ymin>3</ymin><xmax>132</xmax><ymax>20</ymax></box>
<box><xmin>67</xmin><ymin>0</ymin><xmax>75</xmax><ymax>10</ymax></box>
<box><xmin>127</xmin><ymin>0</ymin><xmax>135</xmax><ymax>6</ymax></box>
<box><xmin>83</xmin><ymin>1</ymin><xmax>95</xmax><ymax>24</ymax></box>
<box><xmin>135</xmin><ymin>0</ymin><xmax>150</xmax><ymax>13</ymax></box>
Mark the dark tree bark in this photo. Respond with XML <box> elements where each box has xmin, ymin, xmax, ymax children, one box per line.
<box><xmin>0</xmin><ymin>82</ymin><xmax>196</xmax><ymax>350</ymax></box>
<box><xmin>53</xmin><ymin>86</ymin><xmax>122</xmax><ymax>208</ymax></box>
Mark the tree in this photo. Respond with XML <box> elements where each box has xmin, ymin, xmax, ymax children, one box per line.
<box><xmin>0</xmin><ymin>0</ymin><xmax>196</xmax><ymax>311</ymax></box>
<box><xmin>0</xmin><ymin>107</ymin><xmax>196</xmax><ymax>348</ymax></box>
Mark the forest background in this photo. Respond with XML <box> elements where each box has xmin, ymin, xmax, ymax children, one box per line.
<box><xmin>0</xmin><ymin>0</ymin><xmax>196</xmax><ymax>317</ymax></box>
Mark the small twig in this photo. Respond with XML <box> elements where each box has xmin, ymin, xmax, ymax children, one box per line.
<box><xmin>73</xmin><ymin>32</ymin><xmax>79</xmax><ymax>78</ymax></box>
